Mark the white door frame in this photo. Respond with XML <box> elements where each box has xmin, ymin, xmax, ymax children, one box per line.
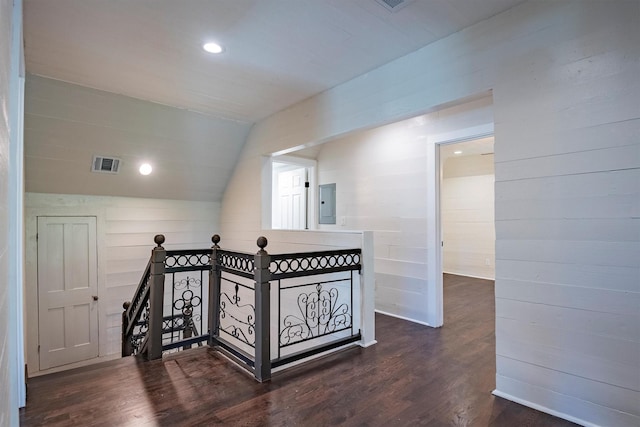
<box><xmin>262</xmin><ymin>155</ymin><xmax>318</xmax><ymax>230</ymax></box>
<box><xmin>426</xmin><ymin>123</ymin><xmax>494</xmax><ymax>327</ymax></box>
<box><xmin>25</xmin><ymin>204</ymin><xmax>109</xmax><ymax>377</ymax></box>
<box><xmin>36</xmin><ymin>216</ymin><xmax>99</xmax><ymax>370</ymax></box>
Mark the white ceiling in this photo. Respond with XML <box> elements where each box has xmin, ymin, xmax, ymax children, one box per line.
<box><xmin>24</xmin><ymin>0</ymin><xmax>524</xmax><ymax>123</ymax></box>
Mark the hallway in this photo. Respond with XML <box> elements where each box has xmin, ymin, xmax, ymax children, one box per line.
<box><xmin>20</xmin><ymin>274</ymin><xmax>575</xmax><ymax>426</ymax></box>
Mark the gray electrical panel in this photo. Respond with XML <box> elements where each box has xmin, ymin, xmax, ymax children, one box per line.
<box><xmin>318</xmin><ymin>183</ymin><xmax>336</xmax><ymax>224</ymax></box>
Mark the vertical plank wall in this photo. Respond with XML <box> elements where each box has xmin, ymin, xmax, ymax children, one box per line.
<box><xmin>442</xmin><ymin>154</ymin><xmax>495</xmax><ymax>279</ymax></box>
<box><xmin>24</xmin><ymin>193</ymin><xmax>219</xmax><ymax>375</ymax></box>
<box><xmin>220</xmin><ymin>1</ymin><xmax>639</xmax><ymax>425</ymax></box>
<box><xmin>0</xmin><ymin>0</ymin><xmax>21</xmax><ymax>424</ymax></box>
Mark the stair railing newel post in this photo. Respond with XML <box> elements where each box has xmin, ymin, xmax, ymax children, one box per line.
<box><xmin>254</xmin><ymin>236</ymin><xmax>272</xmax><ymax>382</ymax></box>
<box><xmin>148</xmin><ymin>234</ymin><xmax>166</xmax><ymax>360</ymax></box>
<box><xmin>208</xmin><ymin>234</ymin><xmax>222</xmax><ymax>348</ymax></box>
<box><xmin>121</xmin><ymin>301</ymin><xmax>132</xmax><ymax>357</ymax></box>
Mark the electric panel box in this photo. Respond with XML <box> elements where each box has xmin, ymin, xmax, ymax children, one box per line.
<box><xmin>318</xmin><ymin>183</ymin><xmax>336</xmax><ymax>224</ymax></box>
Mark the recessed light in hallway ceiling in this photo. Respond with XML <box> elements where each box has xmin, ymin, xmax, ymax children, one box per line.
<box><xmin>203</xmin><ymin>42</ymin><xmax>224</xmax><ymax>54</ymax></box>
<box><xmin>139</xmin><ymin>163</ymin><xmax>153</xmax><ymax>175</ymax></box>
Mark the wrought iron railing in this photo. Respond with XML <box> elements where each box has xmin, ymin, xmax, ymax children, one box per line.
<box><xmin>122</xmin><ymin>235</ymin><xmax>212</xmax><ymax>359</ymax></box>
<box><xmin>162</xmin><ymin>248</ymin><xmax>211</xmax><ymax>352</ymax></box>
<box><xmin>275</xmin><ymin>275</ymin><xmax>355</xmax><ymax>354</ymax></box>
<box><xmin>209</xmin><ymin>246</ymin><xmax>258</xmax><ymax>369</ymax></box>
<box><xmin>269</xmin><ymin>249</ymin><xmax>360</xmax><ymax>366</ymax></box>
<box><xmin>209</xmin><ymin>237</ymin><xmax>362</xmax><ymax>381</ymax></box>
<box><xmin>124</xmin><ymin>234</ymin><xmax>363</xmax><ymax>382</ymax></box>
<box><xmin>121</xmin><ymin>258</ymin><xmax>152</xmax><ymax>356</ymax></box>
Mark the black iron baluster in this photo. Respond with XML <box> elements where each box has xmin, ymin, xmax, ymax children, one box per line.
<box><xmin>171</xmin><ymin>272</ymin><xmax>176</xmax><ymax>345</ymax></box>
<box><xmin>199</xmin><ymin>269</ymin><xmax>203</xmax><ymax>342</ymax></box>
<box><xmin>350</xmin><ymin>270</ymin><xmax>354</xmax><ymax>337</ymax></box>
<box><xmin>278</xmin><ymin>279</ymin><xmax>281</xmax><ymax>360</ymax></box>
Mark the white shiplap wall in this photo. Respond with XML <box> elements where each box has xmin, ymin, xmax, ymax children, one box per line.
<box><xmin>442</xmin><ymin>154</ymin><xmax>495</xmax><ymax>279</ymax></box>
<box><xmin>308</xmin><ymin>97</ymin><xmax>493</xmax><ymax>324</ymax></box>
<box><xmin>220</xmin><ymin>1</ymin><xmax>640</xmax><ymax>425</ymax></box>
<box><xmin>24</xmin><ymin>193</ymin><xmax>219</xmax><ymax>375</ymax></box>
<box><xmin>490</xmin><ymin>3</ymin><xmax>640</xmax><ymax>425</ymax></box>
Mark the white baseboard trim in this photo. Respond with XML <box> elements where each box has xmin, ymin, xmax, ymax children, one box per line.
<box><xmin>359</xmin><ymin>339</ymin><xmax>378</xmax><ymax>348</ymax></box>
<box><xmin>443</xmin><ymin>271</ymin><xmax>495</xmax><ymax>281</ymax></box>
<box><xmin>492</xmin><ymin>389</ymin><xmax>596</xmax><ymax>427</ymax></box>
<box><xmin>375</xmin><ymin>309</ymin><xmax>435</xmax><ymax>328</ymax></box>
<box><xmin>30</xmin><ymin>353</ymin><xmax>121</xmax><ymax>377</ymax></box>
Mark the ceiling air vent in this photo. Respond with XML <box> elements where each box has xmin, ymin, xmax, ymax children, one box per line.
<box><xmin>91</xmin><ymin>155</ymin><xmax>121</xmax><ymax>174</ymax></box>
<box><xmin>375</xmin><ymin>0</ymin><xmax>415</xmax><ymax>12</ymax></box>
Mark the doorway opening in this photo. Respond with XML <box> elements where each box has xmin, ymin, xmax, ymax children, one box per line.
<box><xmin>438</xmin><ymin>137</ymin><xmax>495</xmax><ymax>322</ymax></box>
<box><xmin>426</xmin><ymin>124</ymin><xmax>494</xmax><ymax>327</ymax></box>
<box><xmin>265</xmin><ymin>155</ymin><xmax>317</xmax><ymax>230</ymax></box>
<box><xmin>440</xmin><ymin>137</ymin><xmax>495</xmax><ymax>279</ymax></box>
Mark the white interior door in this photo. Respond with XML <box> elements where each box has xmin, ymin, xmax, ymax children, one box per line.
<box><xmin>275</xmin><ymin>167</ymin><xmax>307</xmax><ymax>229</ymax></box>
<box><xmin>37</xmin><ymin>216</ymin><xmax>99</xmax><ymax>370</ymax></box>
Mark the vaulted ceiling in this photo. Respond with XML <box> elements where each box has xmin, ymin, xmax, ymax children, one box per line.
<box><xmin>24</xmin><ymin>0</ymin><xmax>524</xmax><ymax>124</ymax></box>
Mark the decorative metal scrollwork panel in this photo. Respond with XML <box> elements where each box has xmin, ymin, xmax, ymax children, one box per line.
<box><xmin>163</xmin><ymin>314</ymin><xmax>185</xmax><ymax>332</ymax></box>
<box><xmin>270</xmin><ymin>250</ymin><xmax>361</xmax><ymax>279</ymax></box>
<box><xmin>162</xmin><ymin>272</ymin><xmax>209</xmax><ymax>352</ymax></box>
<box><xmin>128</xmin><ymin>269</ymin><xmax>151</xmax><ymax>326</ymax></box>
<box><xmin>279</xmin><ymin>278</ymin><xmax>353</xmax><ymax>348</ymax></box>
<box><xmin>218</xmin><ymin>277</ymin><xmax>256</xmax><ymax>348</ymax></box>
<box><xmin>130</xmin><ymin>300</ymin><xmax>150</xmax><ymax>355</ymax></box>
<box><xmin>165</xmin><ymin>250</ymin><xmax>212</xmax><ymax>273</ymax></box>
<box><xmin>173</xmin><ymin>276</ymin><xmax>202</xmax><ymax>321</ymax></box>
<box><xmin>218</xmin><ymin>250</ymin><xmax>255</xmax><ymax>276</ymax></box>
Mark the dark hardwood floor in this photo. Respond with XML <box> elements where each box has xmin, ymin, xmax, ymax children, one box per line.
<box><xmin>20</xmin><ymin>274</ymin><xmax>576</xmax><ymax>426</ymax></box>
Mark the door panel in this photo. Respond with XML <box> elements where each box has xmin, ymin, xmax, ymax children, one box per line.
<box><xmin>37</xmin><ymin>216</ymin><xmax>98</xmax><ymax>370</ymax></box>
<box><xmin>276</xmin><ymin>167</ymin><xmax>307</xmax><ymax>229</ymax></box>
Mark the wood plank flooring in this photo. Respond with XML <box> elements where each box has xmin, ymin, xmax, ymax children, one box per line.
<box><xmin>20</xmin><ymin>274</ymin><xmax>576</xmax><ymax>426</ymax></box>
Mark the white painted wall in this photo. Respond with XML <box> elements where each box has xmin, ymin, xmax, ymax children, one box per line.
<box><xmin>24</xmin><ymin>193</ymin><xmax>219</xmax><ymax>375</ymax></box>
<box><xmin>24</xmin><ymin>75</ymin><xmax>251</xmax><ymax>201</ymax></box>
<box><xmin>1</xmin><ymin>0</ymin><xmax>24</xmax><ymax>424</ymax></box>
<box><xmin>304</xmin><ymin>98</ymin><xmax>493</xmax><ymax>324</ymax></box>
<box><xmin>442</xmin><ymin>154</ymin><xmax>495</xmax><ymax>279</ymax></box>
<box><xmin>221</xmin><ymin>1</ymin><xmax>640</xmax><ymax>425</ymax></box>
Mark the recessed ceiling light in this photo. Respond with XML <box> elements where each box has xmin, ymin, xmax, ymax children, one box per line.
<box><xmin>203</xmin><ymin>42</ymin><xmax>223</xmax><ymax>54</ymax></box>
<box><xmin>454</xmin><ymin>150</ymin><xmax>462</xmax><ymax>155</ymax></box>
<box><xmin>139</xmin><ymin>163</ymin><xmax>152</xmax><ymax>175</ymax></box>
